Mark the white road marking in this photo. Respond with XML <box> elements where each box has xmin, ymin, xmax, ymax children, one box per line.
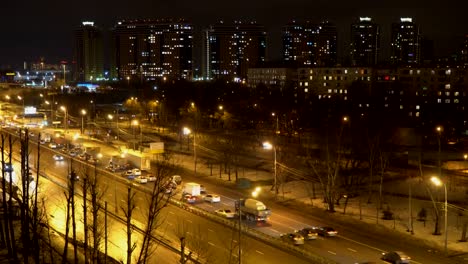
<box><xmin>186</xmin><ymin>219</ymin><xmax>192</xmax><ymax>223</ymax></box>
<box><xmin>169</xmin><ymin>211</ymin><xmax>175</xmax><ymax>215</ymax></box>
<box><xmin>255</xmin><ymin>250</ymin><xmax>264</xmax><ymax>255</ymax></box>
<box><xmin>208</xmin><ymin>242</ymin><xmax>215</xmax><ymax>246</ymax></box>
<box><xmin>328</xmin><ymin>251</ymin><xmax>336</xmax><ymax>255</ymax></box>
<box><xmin>208</xmin><ymin>229</ymin><xmax>214</xmax><ymax>232</ymax></box>
<box><xmin>347</xmin><ymin>248</ymin><xmax>357</xmax><ymax>252</ymax></box>
<box><xmin>269</xmin><ymin>228</ymin><xmax>280</xmax><ymax>233</ymax></box>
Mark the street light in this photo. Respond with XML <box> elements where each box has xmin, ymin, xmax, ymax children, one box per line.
<box><xmin>183</xmin><ymin>127</ymin><xmax>197</xmax><ymax>175</ymax></box>
<box><xmin>80</xmin><ymin>109</ymin><xmax>87</xmax><ymax>134</ymax></box>
<box><xmin>262</xmin><ymin>141</ymin><xmax>277</xmax><ymax>197</ymax></box>
<box><xmin>132</xmin><ymin>120</ymin><xmax>139</xmax><ymax>150</ymax></box>
<box><xmin>431</xmin><ymin>176</ymin><xmax>448</xmax><ymax>255</ymax></box>
<box><xmin>60</xmin><ymin>106</ymin><xmax>67</xmax><ymax>133</ymax></box>
<box><xmin>237</xmin><ymin>187</ymin><xmax>262</xmax><ymax>264</ymax></box>
<box><xmin>17</xmin><ymin>95</ymin><xmax>25</xmax><ymax>124</ymax></box>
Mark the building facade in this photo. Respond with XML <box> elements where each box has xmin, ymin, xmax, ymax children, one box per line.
<box><xmin>282</xmin><ymin>21</ymin><xmax>338</xmax><ymax>67</ymax></box>
<box><xmin>390</xmin><ymin>18</ymin><xmax>421</xmax><ymax>65</ymax></box>
<box><xmin>350</xmin><ymin>17</ymin><xmax>380</xmax><ymax>66</ymax></box>
<box><xmin>205</xmin><ymin>21</ymin><xmax>267</xmax><ymax>81</ymax></box>
<box><xmin>73</xmin><ymin>21</ymin><xmax>104</xmax><ymax>82</ymax></box>
<box><xmin>111</xmin><ymin>19</ymin><xmax>193</xmax><ymax>82</ymax></box>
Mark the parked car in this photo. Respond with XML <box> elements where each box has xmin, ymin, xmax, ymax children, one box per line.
<box><xmin>317</xmin><ymin>227</ymin><xmax>338</xmax><ymax>237</ymax></box>
<box><xmin>53</xmin><ymin>154</ymin><xmax>64</xmax><ymax>161</ymax></box>
<box><xmin>215</xmin><ymin>209</ymin><xmax>236</xmax><ymax>219</ymax></box>
<box><xmin>132</xmin><ymin>168</ymin><xmax>141</xmax><ymax>176</ymax></box>
<box><xmin>68</xmin><ymin>173</ymin><xmax>80</xmax><ymax>182</ymax></box>
<box><xmin>48</xmin><ymin>142</ymin><xmax>57</xmax><ymax>149</ymax></box>
<box><xmin>135</xmin><ymin>176</ymin><xmax>148</xmax><ymax>184</ymax></box>
<box><xmin>381</xmin><ymin>251</ymin><xmax>411</xmax><ymax>264</ymax></box>
<box><xmin>183</xmin><ymin>194</ymin><xmax>197</xmax><ymax>204</ymax></box>
<box><xmin>204</xmin><ymin>194</ymin><xmax>221</xmax><ymax>203</ymax></box>
<box><xmin>299</xmin><ymin>227</ymin><xmax>318</xmax><ymax>240</ymax></box>
<box><xmin>280</xmin><ymin>232</ymin><xmax>305</xmax><ymax>245</ymax></box>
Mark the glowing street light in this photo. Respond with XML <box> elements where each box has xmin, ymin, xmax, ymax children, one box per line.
<box><xmin>60</xmin><ymin>106</ymin><xmax>68</xmax><ymax>133</ymax></box>
<box><xmin>431</xmin><ymin>176</ymin><xmax>448</xmax><ymax>255</ymax></box>
<box><xmin>263</xmin><ymin>141</ymin><xmax>277</xmax><ymax>197</ymax></box>
<box><xmin>80</xmin><ymin>109</ymin><xmax>87</xmax><ymax>134</ymax></box>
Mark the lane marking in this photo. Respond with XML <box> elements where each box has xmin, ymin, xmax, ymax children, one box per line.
<box><xmin>169</xmin><ymin>211</ymin><xmax>175</xmax><ymax>215</ymax></box>
<box><xmin>208</xmin><ymin>242</ymin><xmax>215</xmax><ymax>246</ymax></box>
<box><xmin>208</xmin><ymin>229</ymin><xmax>214</xmax><ymax>232</ymax></box>
<box><xmin>256</xmin><ymin>250</ymin><xmax>264</xmax><ymax>255</ymax></box>
<box><xmin>328</xmin><ymin>251</ymin><xmax>336</xmax><ymax>255</ymax></box>
<box><xmin>347</xmin><ymin>248</ymin><xmax>357</xmax><ymax>252</ymax></box>
<box><xmin>186</xmin><ymin>219</ymin><xmax>192</xmax><ymax>223</ymax></box>
<box><xmin>269</xmin><ymin>228</ymin><xmax>280</xmax><ymax>233</ymax></box>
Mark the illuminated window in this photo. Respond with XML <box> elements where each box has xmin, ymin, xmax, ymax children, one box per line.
<box><xmin>304</xmin><ymin>88</ymin><xmax>309</xmax><ymax>93</ymax></box>
<box><xmin>445</xmin><ymin>99</ymin><xmax>450</xmax><ymax>103</ymax></box>
<box><xmin>455</xmin><ymin>92</ymin><xmax>459</xmax><ymax>96</ymax></box>
<box><xmin>416</xmin><ymin>112</ymin><xmax>419</xmax><ymax>117</ymax></box>
<box><xmin>304</xmin><ymin>82</ymin><xmax>309</xmax><ymax>86</ymax></box>
<box><xmin>416</xmin><ymin>105</ymin><xmax>420</xmax><ymax>110</ymax></box>
<box><xmin>400</xmin><ymin>105</ymin><xmax>403</xmax><ymax>109</ymax></box>
<box><xmin>445</xmin><ymin>92</ymin><xmax>450</xmax><ymax>96</ymax></box>
<box><xmin>454</xmin><ymin>99</ymin><xmax>459</xmax><ymax>103</ymax></box>
<box><xmin>437</xmin><ymin>99</ymin><xmax>442</xmax><ymax>103</ymax></box>
<box><xmin>328</xmin><ymin>89</ymin><xmax>332</xmax><ymax>93</ymax></box>
<box><xmin>446</xmin><ymin>69</ymin><xmax>451</xmax><ymax>75</ymax></box>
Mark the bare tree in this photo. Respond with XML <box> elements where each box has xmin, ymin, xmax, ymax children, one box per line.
<box><xmin>122</xmin><ymin>186</ymin><xmax>137</xmax><ymax>264</ymax></box>
<box><xmin>137</xmin><ymin>157</ymin><xmax>176</xmax><ymax>263</ymax></box>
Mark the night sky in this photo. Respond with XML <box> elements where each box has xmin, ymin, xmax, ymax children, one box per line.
<box><xmin>1</xmin><ymin>0</ymin><xmax>467</xmax><ymax>69</ymax></box>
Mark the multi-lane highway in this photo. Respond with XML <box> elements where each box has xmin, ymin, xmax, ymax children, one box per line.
<box><xmin>2</xmin><ymin>124</ymin><xmax>458</xmax><ymax>264</ymax></box>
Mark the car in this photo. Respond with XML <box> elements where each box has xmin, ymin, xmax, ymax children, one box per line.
<box><xmin>68</xmin><ymin>173</ymin><xmax>80</xmax><ymax>182</ymax></box>
<box><xmin>147</xmin><ymin>174</ymin><xmax>157</xmax><ymax>182</ymax></box>
<box><xmin>204</xmin><ymin>194</ymin><xmax>221</xmax><ymax>203</ymax></box>
<box><xmin>2</xmin><ymin>162</ymin><xmax>13</xmax><ymax>172</ymax></box>
<box><xmin>123</xmin><ymin>170</ymin><xmax>135</xmax><ymax>179</ymax></box>
<box><xmin>280</xmin><ymin>232</ymin><xmax>305</xmax><ymax>245</ymax></box>
<box><xmin>172</xmin><ymin>175</ymin><xmax>182</xmax><ymax>185</ymax></box>
<box><xmin>215</xmin><ymin>209</ymin><xmax>236</xmax><ymax>219</ymax></box>
<box><xmin>299</xmin><ymin>227</ymin><xmax>318</xmax><ymax>240</ymax></box>
<box><xmin>317</xmin><ymin>227</ymin><xmax>338</xmax><ymax>237</ymax></box>
<box><xmin>183</xmin><ymin>194</ymin><xmax>197</xmax><ymax>204</ymax></box>
<box><xmin>48</xmin><ymin>143</ymin><xmax>57</xmax><ymax>149</ymax></box>
<box><xmin>53</xmin><ymin>154</ymin><xmax>64</xmax><ymax>161</ymax></box>
<box><xmin>132</xmin><ymin>168</ymin><xmax>141</xmax><ymax>176</ymax></box>
<box><xmin>381</xmin><ymin>251</ymin><xmax>411</xmax><ymax>264</ymax></box>
<box><xmin>135</xmin><ymin>176</ymin><xmax>148</xmax><ymax>184</ymax></box>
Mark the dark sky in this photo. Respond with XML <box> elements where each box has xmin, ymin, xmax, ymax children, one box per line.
<box><xmin>1</xmin><ymin>0</ymin><xmax>467</xmax><ymax>69</ymax></box>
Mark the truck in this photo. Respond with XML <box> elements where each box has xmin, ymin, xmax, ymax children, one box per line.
<box><xmin>183</xmin><ymin>182</ymin><xmax>201</xmax><ymax>196</ymax></box>
<box><xmin>235</xmin><ymin>198</ymin><xmax>271</xmax><ymax>222</ymax></box>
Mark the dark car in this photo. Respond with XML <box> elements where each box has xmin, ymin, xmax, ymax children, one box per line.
<box><xmin>381</xmin><ymin>251</ymin><xmax>411</xmax><ymax>264</ymax></box>
<box><xmin>299</xmin><ymin>227</ymin><xmax>318</xmax><ymax>240</ymax></box>
<box><xmin>317</xmin><ymin>227</ymin><xmax>338</xmax><ymax>237</ymax></box>
<box><xmin>280</xmin><ymin>232</ymin><xmax>305</xmax><ymax>245</ymax></box>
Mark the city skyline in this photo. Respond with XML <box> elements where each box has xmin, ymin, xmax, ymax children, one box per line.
<box><xmin>1</xmin><ymin>1</ymin><xmax>467</xmax><ymax>68</ymax></box>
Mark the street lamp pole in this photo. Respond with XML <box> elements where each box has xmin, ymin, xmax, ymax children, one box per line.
<box><xmin>431</xmin><ymin>176</ymin><xmax>448</xmax><ymax>255</ymax></box>
<box><xmin>262</xmin><ymin>142</ymin><xmax>278</xmax><ymax>197</ymax></box>
<box><xmin>81</xmin><ymin>109</ymin><xmax>87</xmax><ymax>134</ymax></box>
<box><xmin>238</xmin><ymin>198</ymin><xmax>242</xmax><ymax>264</ymax></box>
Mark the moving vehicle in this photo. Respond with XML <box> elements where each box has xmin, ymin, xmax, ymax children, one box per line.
<box><xmin>132</xmin><ymin>168</ymin><xmax>141</xmax><ymax>176</ymax></box>
<box><xmin>204</xmin><ymin>194</ymin><xmax>221</xmax><ymax>203</ymax></box>
<box><xmin>381</xmin><ymin>251</ymin><xmax>411</xmax><ymax>264</ymax></box>
<box><xmin>172</xmin><ymin>175</ymin><xmax>182</xmax><ymax>185</ymax></box>
<box><xmin>123</xmin><ymin>170</ymin><xmax>136</xmax><ymax>179</ymax></box>
<box><xmin>147</xmin><ymin>174</ymin><xmax>156</xmax><ymax>182</ymax></box>
<box><xmin>183</xmin><ymin>182</ymin><xmax>201</xmax><ymax>196</ymax></box>
<box><xmin>135</xmin><ymin>176</ymin><xmax>148</xmax><ymax>184</ymax></box>
<box><xmin>53</xmin><ymin>154</ymin><xmax>64</xmax><ymax>161</ymax></box>
<box><xmin>299</xmin><ymin>227</ymin><xmax>318</xmax><ymax>240</ymax></box>
<box><xmin>183</xmin><ymin>194</ymin><xmax>197</xmax><ymax>204</ymax></box>
<box><xmin>48</xmin><ymin>142</ymin><xmax>57</xmax><ymax>149</ymax></box>
<box><xmin>317</xmin><ymin>227</ymin><xmax>338</xmax><ymax>237</ymax></box>
<box><xmin>280</xmin><ymin>232</ymin><xmax>305</xmax><ymax>245</ymax></box>
<box><xmin>235</xmin><ymin>198</ymin><xmax>271</xmax><ymax>222</ymax></box>
<box><xmin>215</xmin><ymin>209</ymin><xmax>236</xmax><ymax>218</ymax></box>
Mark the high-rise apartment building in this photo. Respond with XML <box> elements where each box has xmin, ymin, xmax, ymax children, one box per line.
<box><xmin>205</xmin><ymin>21</ymin><xmax>267</xmax><ymax>81</ymax></box>
<box><xmin>282</xmin><ymin>21</ymin><xmax>337</xmax><ymax>67</ymax></box>
<box><xmin>111</xmin><ymin>19</ymin><xmax>193</xmax><ymax>81</ymax></box>
<box><xmin>350</xmin><ymin>17</ymin><xmax>380</xmax><ymax>66</ymax></box>
<box><xmin>460</xmin><ymin>34</ymin><xmax>468</xmax><ymax>65</ymax></box>
<box><xmin>390</xmin><ymin>18</ymin><xmax>421</xmax><ymax>65</ymax></box>
<box><xmin>73</xmin><ymin>21</ymin><xmax>104</xmax><ymax>82</ymax></box>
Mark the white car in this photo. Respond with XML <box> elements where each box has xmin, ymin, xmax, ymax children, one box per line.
<box><xmin>204</xmin><ymin>194</ymin><xmax>221</xmax><ymax>203</ymax></box>
<box><xmin>135</xmin><ymin>176</ymin><xmax>148</xmax><ymax>184</ymax></box>
<box><xmin>132</xmin><ymin>168</ymin><xmax>142</xmax><ymax>176</ymax></box>
<box><xmin>147</xmin><ymin>174</ymin><xmax>157</xmax><ymax>182</ymax></box>
<box><xmin>53</xmin><ymin>154</ymin><xmax>64</xmax><ymax>161</ymax></box>
<box><xmin>215</xmin><ymin>209</ymin><xmax>236</xmax><ymax>219</ymax></box>
<box><xmin>48</xmin><ymin>143</ymin><xmax>57</xmax><ymax>149</ymax></box>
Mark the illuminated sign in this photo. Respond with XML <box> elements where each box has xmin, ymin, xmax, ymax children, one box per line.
<box><xmin>400</xmin><ymin>17</ymin><xmax>412</xmax><ymax>23</ymax></box>
<box><xmin>82</xmin><ymin>21</ymin><xmax>95</xmax><ymax>26</ymax></box>
<box><xmin>24</xmin><ymin>106</ymin><xmax>37</xmax><ymax>115</ymax></box>
<box><xmin>6</xmin><ymin>72</ymin><xmax>15</xmax><ymax>76</ymax></box>
<box><xmin>359</xmin><ymin>17</ymin><xmax>372</xmax><ymax>22</ymax></box>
